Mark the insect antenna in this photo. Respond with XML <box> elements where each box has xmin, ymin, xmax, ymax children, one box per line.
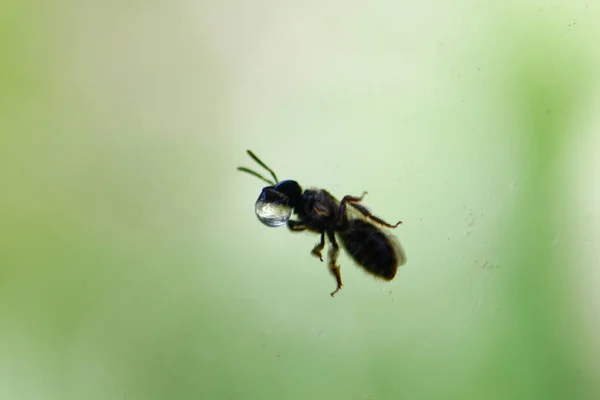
<box><xmin>237</xmin><ymin>167</ymin><xmax>276</xmax><ymax>185</ymax></box>
<box><xmin>237</xmin><ymin>150</ymin><xmax>279</xmax><ymax>185</ymax></box>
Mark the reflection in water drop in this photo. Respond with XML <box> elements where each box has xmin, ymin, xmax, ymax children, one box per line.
<box><xmin>255</xmin><ymin>198</ymin><xmax>292</xmax><ymax>227</ymax></box>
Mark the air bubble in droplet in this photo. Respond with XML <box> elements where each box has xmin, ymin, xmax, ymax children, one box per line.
<box><xmin>255</xmin><ymin>198</ymin><xmax>292</xmax><ymax>227</ymax></box>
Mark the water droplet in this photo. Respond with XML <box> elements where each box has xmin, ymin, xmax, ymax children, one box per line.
<box><xmin>255</xmin><ymin>199</ymin><xmax>292</xmax><ymax>227</ymax></box>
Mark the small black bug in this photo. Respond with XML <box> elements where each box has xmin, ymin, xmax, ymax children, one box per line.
<box><xmin>238</xmin><ymin>150</ymin><xmax>407</xmax><ymax>297</ymax></box>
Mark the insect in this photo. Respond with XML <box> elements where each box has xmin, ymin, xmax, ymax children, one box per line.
<box><xmin>238</xmin><ymin>150</ymin><xmax>407</xmax><ymax>297</ymax></box>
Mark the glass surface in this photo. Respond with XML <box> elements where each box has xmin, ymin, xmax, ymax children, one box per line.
<box><xmin>1</xmin><ymin>1</ymin><xmax>599</xmax><ymax>400</ymax></box>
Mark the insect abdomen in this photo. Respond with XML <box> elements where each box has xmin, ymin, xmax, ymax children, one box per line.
<box><xmin>339</xmin><ymin>219</ymin><xmax>399</xmax><ymax>280</ymax></box>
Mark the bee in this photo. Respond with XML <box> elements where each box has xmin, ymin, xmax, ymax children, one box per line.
<box><xmin>238</xmin><ymin>150</ymin><xmax>407</xmax><ymax>297</ymax></box>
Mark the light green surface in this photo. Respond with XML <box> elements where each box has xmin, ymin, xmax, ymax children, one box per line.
<box><xmin>2</xmin><ymin>1</ymin><xmax>599</xmax><ymax>399</ymax></box>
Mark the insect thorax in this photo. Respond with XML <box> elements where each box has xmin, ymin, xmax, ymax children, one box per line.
<box><xmin>295</xmin><ymin>189</ymin><xmax>340</xmax><ymax>229</ymax></box>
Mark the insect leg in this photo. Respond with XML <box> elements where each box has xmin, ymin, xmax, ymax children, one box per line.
<box><xmin>338</xmin><ymin>192</ymin><xmax>367</xmax><ymax>222</ymax></box>
<box><xmin>339</xmin><ymin>192</ymin><xmax>402</xmax><ymax>228</ymax></box>
<box><xmin>350</xmin><ymin>203</ymin><xmax>402</xmax><ymax>228</ymax></box>
<box><xmin>326</xmin><ymin>230</ymin><xmax>343</xmax><ymax>297</ymax></box>
<box><xmin>311</xmin><ymin>232</ymin><xmax>325</xmax><ymax>262</ymax></box>
<box><xmin>287</xmin><ymin>219</ymin><xmax>308</xmax><ymax>231</ymax></box>
<box><xmin>288</xmin><ymin>221</ymin><xmax>325</xmax><ymax>261</ymax></box>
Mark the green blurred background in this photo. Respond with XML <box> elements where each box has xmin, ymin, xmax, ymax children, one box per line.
<box><xmin>2</xmin><ymin>1</ymin><xmax>599</xmax><ymax>399</ymax></box>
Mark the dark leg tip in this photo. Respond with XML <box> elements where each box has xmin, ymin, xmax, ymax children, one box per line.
<box><xmin>311</xmin><ymin>249</ymin><xmax>323</xmax><ymax>262</ymax></box>
<box><xmin>330</xmin><ymin>285</ymin><xmax>343</xmax><ymax>297</ymax></box>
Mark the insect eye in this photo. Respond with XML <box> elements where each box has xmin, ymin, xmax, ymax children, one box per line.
<box><xmin>254</xmin><ymin>188</ymin><xmax>293</xmax><ymax>227</ymax></box>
